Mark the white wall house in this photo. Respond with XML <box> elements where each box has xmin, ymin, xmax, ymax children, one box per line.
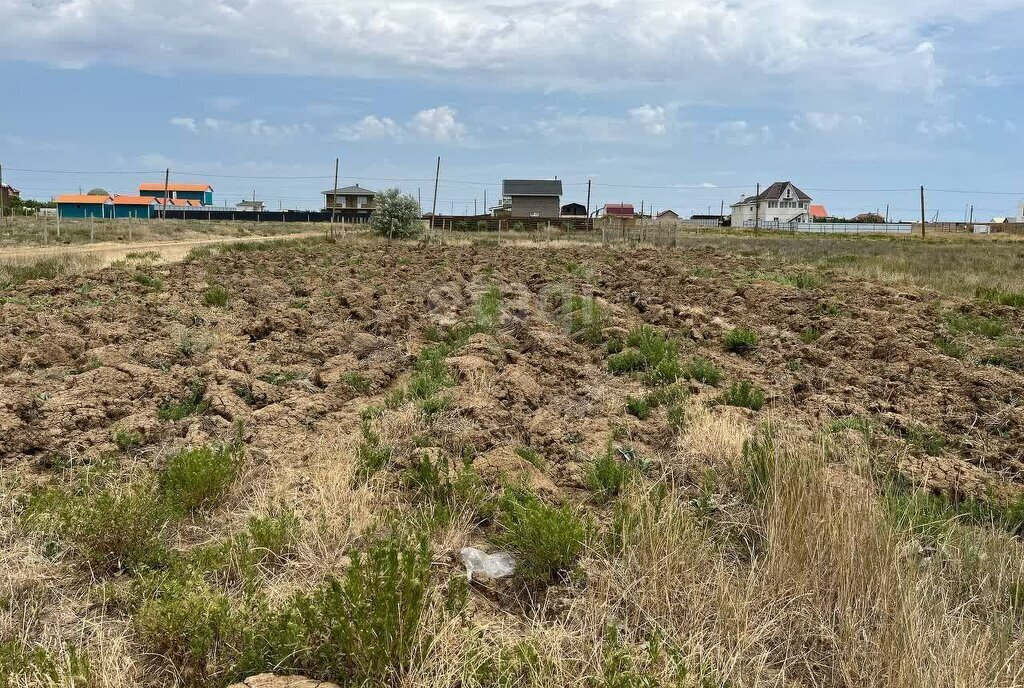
<box><xmin>731</xmin><ymin>181</ymin><xmax>812</xmax><ymax>227</ymax></box>
<box><xmin>1017</xmin><ymin>200</ymin><xmax>1024</xmax><ymax>222</ymax></box>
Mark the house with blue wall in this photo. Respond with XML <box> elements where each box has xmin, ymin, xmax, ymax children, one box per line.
<box><xmin>112</xmin><ymin>195</ymin><xmax>158</xmax><ymax>219</ymax></box>
<box><xmin>56</xmin><ymin>194</ymin><xmax>113</xmax><ymax>218</ymax></box>
<box><xmin>139</xmin><ymin>182</ymin><xmax>213</xmax><ymax>205</ymax></box>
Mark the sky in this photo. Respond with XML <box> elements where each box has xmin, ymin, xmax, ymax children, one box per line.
<box><xmin>2</xmin><ymin>0</ymin><xmax>1024</xmax><ymax>220</ymax></box>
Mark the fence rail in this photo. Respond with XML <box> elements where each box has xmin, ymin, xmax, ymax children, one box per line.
<box><xmin>743</xmin><ymin>220</ymin><xmax>912</xmax><ymax>234</ymax></box>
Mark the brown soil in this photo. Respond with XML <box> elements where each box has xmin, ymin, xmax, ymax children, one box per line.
<box><xmin>1</xmin><ymin>240</ymin><xmax>1022</xmax><ymax>501</ymax></box>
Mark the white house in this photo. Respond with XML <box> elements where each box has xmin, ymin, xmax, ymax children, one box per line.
<box><xmin>1017</xmin><ymin>200</ymin><xmax>1024</xmax><ymax>222</ymax></box>
<box><xmin>731</xmin><ymin>181</ymin><xmax>812</xmax><ymax>227</ymax></box>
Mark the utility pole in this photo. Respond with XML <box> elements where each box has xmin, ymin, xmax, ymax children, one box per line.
<box><xmin>484</xmin><ymin>190</ymin><xmax>487</xmax><ymax>215</ymax></box>
<box><xmin>430</xmin><ymin>156</ymin><xmax>440</xmax><ymax>230</ymax></box>
<box><xmin>885</xmin><ymin>203</ymin><xmax>890</xmax><ymax>223</ymax></box>
<box><xmin>417</xmin><ymin>187</ymin><xmax>422</xmax><ymax>213</ymax></box>
<box><xmin>474</xmin><ymin>198</ymin><xmax>477</xmax><ymax>216</ymax></box>
<box><xmin>969</xmin><ymin>205</ymin><xmax>974</xmax><ymax>224</ymax></box>
<box><xmin>753</xmin><ymin>183</ymin><xmax>761</xmax><ymax>232</ymax></box>
<box><xmin>920</xmin><ymin>186</ymin><xmax>927</xmax><ymax>238</ymax></box>
<box><xmin>720</xmin><ymin>200</ymin><xmax>724</xmax><ymax>218</ymax></box>
<box><xmin>586</xmin><ymin>179</ymin><xmax>592</xmax><ymax>229</ymax></box>
<box><xmin>0</xmin><ymin>163</ymin><xmax>5</xmax><ymax>225</ymax></box>
<box><xmin>332</xmin><ymin>157</ymin><xmax>339</xmax><ymax>225</ymax></box>
<box><xmin>162</xmin><ymin>168</ymin><xmax>170</xmax><ymax>220</ymax></box>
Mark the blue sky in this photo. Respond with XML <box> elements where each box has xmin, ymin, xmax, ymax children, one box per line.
<box><xmin>2</xmin><ymin>0</ymin><xmax>1024</xmax><ymax>220</ymax></box>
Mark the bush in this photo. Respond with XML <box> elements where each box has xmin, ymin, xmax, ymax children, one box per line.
<box><xmin>371</xmin><ymin>188</ymin><xmax>423</xmax><ymax>239</ymax></box>
<box><xmin>721</xmin><ymin>380</ymin><xmax>766</xmax><ymax>411</ymax></box>
<box><xmin>625</xmin><ymin>396</ymin><xmax>651</xmax><ymax>420</ymax></box>
<box><xmin>682</xmin><ymin>356</ymin><xmax>723</xmax><ymax>385</ymax></box>
<box><xmin>203</xmin><ymin>284</ymin><xmax>229</xmax><ymax>307</ymax></box>
<box><xmin>354</xmin><ymin>421</ymin><xmax>394</xmax><ymax>483</ymax></box>
<box><xmin>160</xmin><ymin>443</ymin><xmax>243</xmax><ymax>514</ymax></box>
<box><xmin>237</xmin><ymin>530</ymin><xmax>434</xmax><ymax>685</ymax></box>
<box><xmin>586</xmin><ymin>449</ymin><xmax>636</xmax><ymax>502</ymax></box>
<box><xmin>23</xmin><ymin>483</ymin><xmax>171</xmax><ymax>572</ymax></box>
<box><xmin>607</xmin><ymin>326</ymin><xmax>681</xmax><ymax>385</ymax></box>
<box><xmin>723</xmin><ymin>328</ymin><xmax>759</xmax><ymax>354</ymax></box>
<box><xmin>497</xmin><ymin>487</ymin><xmax>590</xmax><ymax>584</ymax></box>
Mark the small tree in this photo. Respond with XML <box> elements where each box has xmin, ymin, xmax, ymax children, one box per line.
<box><xmin>371</xmin><ymin>188</ymin><xmax>422</xmax><ymax>240</ymax></box>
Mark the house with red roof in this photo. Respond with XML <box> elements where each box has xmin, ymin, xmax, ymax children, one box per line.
<box><xmin>603</xmin><ymin>203</ymin><xmax>635</xmax><ymax>218</ymax></box>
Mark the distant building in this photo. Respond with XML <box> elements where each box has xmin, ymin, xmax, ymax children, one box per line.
<box><xmin>851</xmin><ymin>212</ymin><xmax>886</xmax><ymax>223</ymax></box>
<box><xmin>502</xmin><ymin>180</ymin><xmax>563</xmax><ymax>218</ymax></box>
<box><xmin>809</xmin><ymin>204</ymin><xmax>828</xmax><ymax>220</ymax></box>
<box><xmin>56</xmin><ymin>194</ymin><xmax>113</xmax><ymax>218</ymax></box>
<box><xmin>138</xmin><ymin>182</ymin><xmax>214</xmax><ymax>206</ymax></box>
<box><xmin>1</xmin><ymin>184</ymin><xmax>21</xmax><ymax>207</ymax></box>
<box><xmin>656</xmin><ymin>209</ymin><xmax>680</xmax><ymax>222</ymax></box>
<box><xmin>1017</xmin><ymin>201</ymin><xmax>1024</xmax><ymax>222</ymax></box>
<box><xmin>322</xmin><ymin>184</ymin><xmax>376</xmax><ymax>218</ymax></box>
<box><xmin>236</xmin><ymin>200</ymin><xmax>266</xmax><ymax>212</ymax></box>
<box><xmin>112</xmin><ymin>195</ymin><xmax>158</xmax><ymax>219</ymax></box>
<box><xmin>561</xmin><ymin>202</ymin><xmax>587</xmax><ymax>217</ymax></box>
<box><xmin>604</xmin><ymin>203</ymin><xmax>635</xmax><ymax>218</ymax></box>
<box><xmin>731</xmin><ymin>182</ymin><xmax>812</xmax><ymax>227</ymax></box>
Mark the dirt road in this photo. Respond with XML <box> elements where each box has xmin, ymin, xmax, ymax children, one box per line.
<box><xmin>0</xmin><ymin>231</ymin><xmax>321</xmax><ymax>268</ymax></box>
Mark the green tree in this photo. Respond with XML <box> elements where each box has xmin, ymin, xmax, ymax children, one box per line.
<box><xmin>371</xmin><ymin>189</ymin><xmax>422</xmax><ymax>240</ymax></box>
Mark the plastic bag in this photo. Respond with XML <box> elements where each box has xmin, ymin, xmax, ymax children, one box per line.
<box><xmin>460</xmin><ymin>547</ymin><xmax>515</xmax><ymax>581</ymax></box>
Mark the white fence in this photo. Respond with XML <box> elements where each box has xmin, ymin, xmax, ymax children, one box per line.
<box><xmin>743</xmin><ymin>220</ymin><xmax>912</xmax><ymax>234</ymax></box>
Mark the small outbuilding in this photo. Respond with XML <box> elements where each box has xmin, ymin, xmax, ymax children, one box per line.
<box><xmin>604</xmin><ymin>203</ymin><xmax>635</xmax><ymax>218</ymax></box>
<box><xmin>112</xmin><ymin>195</ymin><xmax>158</xmax><ymax>219</ymax></box>
<box><xmin>139</xmin><ymin>182</ymin><xmax>214</xmax><ymax>206</ymax></box>
<box><xmin>56</xmin><ymin>194</ymin><xmax>112</xmax><ymax>218</ymax></box>
<box><xmin>560</xmin><ymin>202</ymin><xmax>587</xmax><ymax>217</ymax></box>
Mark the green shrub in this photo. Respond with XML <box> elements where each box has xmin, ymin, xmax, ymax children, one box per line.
<box><xmin>625</xmin><ymin>396</ymin><xmax>651</xmax><ymax>420</ymax></box>
<box><xmin>607</xmin><ymin>326</ymin><xmax>681</xmax><ymax>385</ymax></box>
<box><xmin>682</xmin><ymin>356</ymin><xmax>723</xmax><ymax>385</ymax></box>
<box><xmin>113</xmin><ymin>428</ymin><xmax>144</xmax><ymax>451</ymax></box>
<box><xmin>799</xmin><ymin>327</ymin><xmax>822</xmax><ymax>343</ymax></box>
<box><xmin>586</xmin><ymin>449</ymin><xmax>636</xmax><ymax>502</ymax></box>
<box><xmin>723</xmin><ymin>328</ymin><xmax>759</xmax><ymax>354</ymax></box>
<box><xmin>246</xmin><ymin>510</ymin><xmax>300</xmax><ymax>562</ymax></box>
<box><xmin>237</xmin><ymin>531</ymin><xmax>433</xmax><ymax>684</ymax></box>
<box><xmin>133</xmin><ymin>271</ymin><xmax>164</xmax><ymax>291</ymax></box>
<box><xmin>203</xmin><ymin>284</ymin><xmax>229</xmax><ymax>307</ymax></box>
<box><xmin>497</xmin><ymin>487</ymin><xmax>590</xmax><ymax>584</ymax></box>
<box><xmin>23</xmin><ymin>483</ymin><xmax>171</xmax><ymax>572</ymax></box>
<box><xmin>160</xmin><ymin>443</ymin><xmax>243</xmax><ymax>514</ymax></box>
<box><xmin>158</xmin><ymin>380</ymin><xmax>209</xmax><ymax>421</ymax></box>
<box><xmin>0</xmin><ymin>640</ymin><xmax>91</xmax><ymax>688</ymax></box>
<box><xmin>354</xmin><ymin>421</ymin><xmax>393</xmax><ymax>483</ymax></box>
<box><xmin>370</xmin><ymin>188</ymin><xmax>423</xmax><ymax>239</ymax></box>
<box><xmin>721</xmin><ymin>380</ymin><xmax>766</xmax><ymax>411</ymax></box>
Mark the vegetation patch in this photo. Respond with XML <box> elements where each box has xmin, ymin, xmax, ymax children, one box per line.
<box><xmin>607</xmin><ymin>325</ymin><xmax>682</xmax><ymax>385</ymax></box>
<box><xmin>496</xmin><ymin>486</ymin><xmax>590</xmax><ymax>584</ymax></box>
<box><xmin>723</xmin><ymin>328</ymin><xmax>759</xmax><ymax>354</ymax></box>
<box><xmin>720</xmin><ymin>380</ymin><xmax>766</xmax><ymax>411</ymax></box>
<box><xmin>202</xmin><ymin>284</ymin><xmax>230</xmax><ymax>307</ymax></box>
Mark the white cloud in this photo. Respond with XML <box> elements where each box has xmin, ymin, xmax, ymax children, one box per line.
<box><xmin>409</xmin><ymin>106</ymin><xmax>467</xmax><ymax>142</ymax></box>
<box><xmin>4</xmin><ymin>0</ymin><xmax>1013</xmax><ymax>102</ymax></box>
<box><xmin>713</xmin><ymin>120</ymin><xmax>771</xmax><ymax>146</ymax></box>
<box><xmin>335</xmin><ymin>106</ymin><xmax>467</xmax><ymax>143</ymax></box>
<box><xmin>791</xmin><ymin>112</ymin><xmax>865</xmax><ymax>133</ymax></box>
<box><xmin>169</xmin><ymin>116</ymin><xmax>198</xmax><ymax>132</ymax></box>
<box><xmin>629</xmin><ymin>104</ymin><xmax>668</xmax><ymax>135</ymax></box>
<box><xmin>916</xmin><ymin>117</ymin><xmax>965</xmax><ymax>138</ymax></box>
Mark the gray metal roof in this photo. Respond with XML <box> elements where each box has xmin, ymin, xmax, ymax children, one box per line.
<box><xmin>322</xmin><ymin>184</ymin><xmax>376</xmax><ymax>195</ymax></box>
<box><xmin>502</xmin><ymin>179</ymin><xmax>563</xmax><ymax>197</ymax></box>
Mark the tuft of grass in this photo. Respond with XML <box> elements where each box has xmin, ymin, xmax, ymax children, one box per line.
<box><xmin>158</xmin><ymin>379</ymin><xmax>209</xmax><ymax>421</ymax></box>
<box><xmin>202</xmin><ymin>284</ymin><xmax>230</xmax><ymax>307</ymax></box>
<box><xmin>976</xmin><ymin>286</ymin><xmax>1024</xmax><ymax>308</ymax></box>
<box><xmin>935</xmin><ymin>337</ymin><xmax>967</xmax><ymax>359</ymax></box>
<box><xmin>906</xmin><ymin>424</ymin><xmax>947</xmax><ymax>456</ymax></box>
<box><xmin>497</xmin><ymin>486</ymin><xmax>590</xmax><ymax>584</ymax></box>
<box><xmin>133</xmin><ymin>271</ymin><xmax>164</xmax><ymax>291</ymax></box>
<box><xmin>341</xmin><ymin>371</ymin><xmax>372</xmax><ymax>394</ymax></box>
<box><xmin>258</xmin><ymin>370</ymin><xmax>306</xmax><ymax>386</ymax></box>
<box><xmin>625</xmin><ymin>395</ymin><xmax>651</xmax><ymax>420</ymax></box>
<box><xmin>682</xmin><ymin>356</ymin><xmax>723</xmax><ymax>386</ymax></box>
<box><xmin>586</xmin><ymin>447</ymin><xmax>637</xmax><ymax>502</ymax></box>
<box><xmin>354</xmin><ymin>420</ymin><xmax>394</xmax><ymax>483</ymax></box>
<box><xmin>159</xmin><ymin>443</ymin><xmax>243</xmax><ymax>514</ymax></box>
<box><xmin>723</xmin><ymin>328</ymin><xmax>759</xmax><ymax>354</ymax></box>
<box><xmin>113</xmin><ymin>428</ymin><xmax>144</xmax><ymax>451</ymax></box>
<box><xmin>721</xmin><ymin>380</ymin><xmax>766</xmax><ymax>411</ymax></box>
<box><xmin>799</xmin><ymin>327</ymin><xmax>822</xmax><ymax>343</ymax></box>
<box><xmin>562</xmin><ymin>294</ymin><xmax>608</xmax><ymax>345</ymax></box>
<box><xmin>945</xmin><ymin>312</ymin><xmax>1007</xmax><ymax>339</ymax></box>
<box><xmin>0</xmin><ymin>640</ymin><xmax>91</xmax><ymax>687</ymax></box>
<box><xmin>515</xmin><ymin>446</ymin><xmax>547</xmax><ymax>470</ymax></box>
<box><xmin>607</xmin><ymin>325</ymin><xmax>681</xmax><ymax>386</ymax></box>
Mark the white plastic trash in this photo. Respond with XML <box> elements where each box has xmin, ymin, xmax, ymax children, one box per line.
<box><xmin>460</xmin><ymin>547</ymin><xmax>515</xmax><ymax>581</ymax></box>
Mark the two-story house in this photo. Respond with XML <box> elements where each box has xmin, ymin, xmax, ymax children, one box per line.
<box><xmin>731</xmin><ymin>182</ymin><xmax>812</xmax><ymax>227</ymax></box>
<box><xmin>502</xmin><ymin>179</ymin><xmax>563</xmax><ymax>218</ymax></box>
<box><xmin>322</xmin><ymin>184</ymin><xmax>376</xmax><ymax>218</ymax></box>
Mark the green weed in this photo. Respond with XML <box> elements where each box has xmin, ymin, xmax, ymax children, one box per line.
<box><xmin>497</xmin><ymin>487</ymin><xmax>590</xmax><ymax>584</ymax></box>
<box><xmin>721</xmin><ymin>380</ymin><xmax>766</xmax><ymax>411</ymax></box>
<box><xmin>723</xmin><ymin>328</ymin><xmax>759</xmax><ymax>354</ymax></box>
<box><xmin>203</xmin><ymin>284</ymin><xmax>230</xmax><ymax>307</ymax></box>
<box><xmin>159</xmin><ymin>443</ymin><xmax>243</xmax><ymax>514</ymax></box>
<box><xmin>682</xmin><ymin>356</ymin><xmax>723</xmax><ymax>385</ymax></box>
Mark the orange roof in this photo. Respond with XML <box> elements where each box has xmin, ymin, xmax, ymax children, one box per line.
<box><xmin>138</xmin><ymin>182</ymin><xmax>212</xmax><ymax>192</ymax></box>
<box><xmin>112</xmin><ymin>195</ymin><xmax>157</xmax><ymax>206</ymax></box>
<box><xmin>809</xmin><ymin>204</ymin><xmax>827</xmax><ymax>219</ymax></box>
<box><xmin>56</xmin><ymin>194</ymin><xmax>111</xmax><ymax>204</ymax></box>
<box><xmin>152</xmin><ymin>198</ymin><xmax>202</xmax><ymax>207</ymax></box>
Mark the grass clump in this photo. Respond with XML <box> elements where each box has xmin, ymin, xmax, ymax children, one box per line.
<box><xmin>515</xmin><ymin>446</ymin><xmax>546</xmax><ymax>470</ymax></box>
<box><xmin>607</xmin><ymin>325</ymin><xmax>681</xmax><ymax>385</ymax></box>
<box><xmin>945</xmin><ymin>312</ymin><xmax>1007</xmax><ymax>338</ymax></box>
<box><xmin>133</xmin><ymin>271</ymin><xmax>164</xmax><ymax>291</ymax></box>
<box><xmin>682</xmin><ymin>356</ymin><xmax>723</xmax><ymax>386</ymax></box>
<box><xmin>159</xmin><ymin>442</ymin><xmax>243</xmax><ymax>514</ymax></box>
<box><xmin>0</xmin><ymin>640</ymin><xmax>91</xmax><ymax>688</ymax></box>
<box><xmin>721</xmin><ymin>380</ymin><xmax>766</xmax><ymax>411</ymax></box>
<box><xmin>341</xmin><ymin>372</ymin><xmax>372</xmax><ymax>394</ymax></box>
<box><xmin>976</xmin><ymin>286</ymin><xmax>1024</xmax><ymax>308</ymax></box>
<box><xmin>354</xmin><ymin>420</ymin><xmax>394</xmax><ymax>483</ymax></box>
<box><xmin>799</xmin><ymin>327</ymin><xmax>822</xmax><ymax>343</ymax></box>
<box><xmin>496</xmin><ymin>487</ymin><xmax>590</xmax><ymax>584</ymax></box>
<box><xmin>586</xmin><ymin>447</ymin><xmax>637</xmax><ymax>502</ymax></box>
<box><xmin>113</xmin><ymin>428</ymin><xmax>144</xmax><ymax>451</ymax></box>
<box><xmin>625</xmin><ymin>396</ymin><xmax>651</xmax><ymax>420</ymax></box>
<box><xmin>158</xmin><ymin>379</ymin><xmax>209</xmax><ymax>420</ymax></box>
<box><xmin>723</xmin><ymin>328</ymin><xmax>759</xmax><ymax>354</ymax></box>
<box><xmin>935</xmin><ymin>337</ymin><xmax>967</xmax><ymax>359</ymax></box>
<box><xmin>258</xmin><ymin>370</ymin><xmax>306</xmax><ymax>386</ymax></box>
<box><xmin>561</xmin><ymin>294</ymin><xmax>608</xmax><ymax>345</ymax></box>
<box><xmin>236</xmin><ymin>530</ymin><xmax>434</xmax><ymax>685</ymax></box>
<box><xmin>202</xmin><ymin>284</ymin><xmax>230</xmax><ymax>307</ymax></box>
